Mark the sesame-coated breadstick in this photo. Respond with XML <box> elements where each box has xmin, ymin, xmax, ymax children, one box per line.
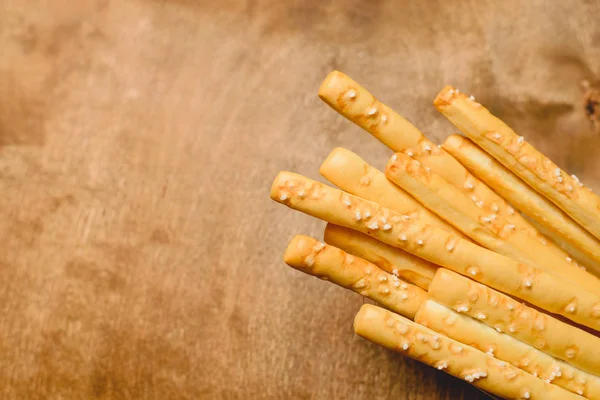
<box><xmin>385</xmin><ymin>153</ymin><xmax>600</xmax><ymax>293</ymax></box>
<box><xmin>318</xmin><ymin>70</ymin><xmax>537</xmax><ymax>239</ymax></box>
<box><xmin>434</xmin><ymin>86</ymin><xmax>600</xmax><ymax>241</ymax></box>
<box><xmin>283</xmin><ymin>235</ymin><xmax>427</xmax><ymax>319</ymax></box>
<box><xmin>323</xmin><ymin>223</ymin><xmax>437</xmax><ymax>290</ymax></box>
<box><xmin>442</xmin><ymin>134</ymin><xmax>600</xmax><ymax>274</ymax></box>
<box><xmin>354</xmin><ymin>304</ymin><xmax>583</xmax><ymax>400</ymax></box>
<box><xmin>270</xmin><ymin>171</ymin><xmax>600</xmax><ymax>332</ymax></box>
<box><xmin>428</xmin><ymin>269</ymin><xmax>600</xmax><ymax>376</ymax></box>
<box><xmin>416</xmin><ymin>300</ymin><xmax>600</xmax><ymax>399</ymax></box>
<box><xmin>319</xmin><ymin>147</ymin><xmax>466</xmax><ymax>238</ymax></box>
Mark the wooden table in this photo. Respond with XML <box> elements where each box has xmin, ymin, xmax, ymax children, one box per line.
<box><xmin>1</xmin><ymin>1</ymin><xmax>599</xmax><ymax>399</ymax></box>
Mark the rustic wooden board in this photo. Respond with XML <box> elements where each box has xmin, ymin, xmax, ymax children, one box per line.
<box><xmin>1</xmin><ymin>0</ymin><xmax>599</xmax><ymax>399</ymax></box>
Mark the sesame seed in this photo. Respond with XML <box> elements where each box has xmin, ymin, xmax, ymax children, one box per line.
<box><xmin>464</xmin><ymin>182</ymin><xmax>474</xmax><ymax>190</ymax></box>
<box><xmin>476</xmin><ymin>313</ymin><xmax>487</xmax><ymax>320</ymax></box>
<box><xmin>424</xmin><ymin>167</ymin><xmax>431</xmax><ymax>172</ymax></box>
<box><xmin>456</xmin><ymin>305</ymin><xmax>469</xmax><ymax>313</ymax></box>
<box><xmin>495</xmin><ymin>327</ymin><xmax>502</xmax><ymax>332</ymax></box>
<box><xmin>493</xmin><ymin>133</ymin><xmax>502</xmax><ymax>140</ymax></box>
<box><xmin>399</xmin><ymin>235</ymin><xmax>408</xmax><ymax>241</ymax></box>
<box><xmin>417</xmin><ymin>239</ymin><xmax>424</xmax><ymax>245</ymax></box>
<box><xmin>406</xmin><ymin>150</ymin><xmax>413</xmax><ymax>157</ymax></box>
<box><xmin>344</xmin><ymin>198</ymin><xmax>352</xmax><ymax>207</ymax></box>
<box><xmin>347</xmin><ymin>90</ymin><xmax>357</xmax><ymax>99</ymax></box>
<box><xmin>401</xmin><ymin>283</ymin><xmax>408</xmax><ymax>290</ymax></box>
<box><xmin>456</xmin><ymin>89</ymin><xmax>460</xmax><ymax>93</ymax></box>
<box><xmin>279</xmin><ymin>193</ymin><xmax>288</xmax><ymax>201</ymax></box>
<box><xmin>314</xmin><ymin>242</ymin><xmax>325</xmax><ymax>251</ymax></box>
<box><xmin>382</xmin><ymin>288</ymin><xmax>390</xmax><ymax>294</ymax></box>
<box><xmin>367</xmin><ymin>107</ymin><xmax>377</xmax><ymax>116</ymax></box>
<box><xmin>400</xmin><ymin>293</ymin><xmax>409</xmax><ymax>300</ymax></box>
<box><xmin>507</xmin><ymin>207</ymin><xmax>515</xmax><ymax>215</ymax></box>
<box><xmin>381</xmin><ymin>115</ymin><xmax>388</xmax><ymax>123</ymax></box>
<box><xmin>507</xmin><ymin>303</ymin><xmax>515</xmax><ymax>310</ymax></box>
<box><xmin>437</xmin><ymin>361</ymin><xmax>448</xmax><ymax>370</ymax></box>
<box><xmin>392</xmin><ymin>268</ymin><xmax>399</xmax><ymax>276</ymax></box>
<box><xmin>423</xmin><ymin>144</ymin><xmax>432</xmax><ymax>151</ymax></box>
<box><xmin>506</xmin><ymin>224</ymin><xmax>516</xmax><ymax>230</ymax></box>
<box><xmin>476</xmin><ymin>201</ymin><xmax>484</xmax><ymax>208</ymax></box>
<box><xmin>355</xmin><ymin>211</ymin><xmax>362</xmax><ymax>221</ymax></box>
<box><xmin>469</xmin><ymin>95</ymin><xmax>475</xmax><ymax>101</ymax></box>
<box><xmin>297</xmin><ymin>190</ymin><xmax>306</xmax><ymax>198</ymax></box>
<box><xmin>379</xmin><ymin>275</ymin><xmax>387</xmax><ymax>282</ymax></box>
<box><xmin>566</xmin><ymin>257</ymin><xmax>572</xmax><ymax>263</ymax></box>
<box><xmin>364</xmin><ymin>267</ymin><xmax>372</xmax><ymax>275</ymax></box>
<box><xmin>491</xmin><ymin>204</ymin><xmax>499</xmax><ymax>212</ymax></box>
<box><xmin>437</xmin><ymin>144</ymin><xmax>441</xmax><ymax>148</ymax></box>
<box><xmin>396</xmin><ymin>323</ymin><xmax>408</xmax><ymax>334</ymax></box>
<box><xmin>393</xmin><ymin>281</ymin><xmax>400</xmax><ymax>287</ymax></box>
<box><xmin>524</xmin><ymin>279</ymin><xmax>532</xmax><ymax>288</ymax></box>
<box><xmin>517</xmin><ymin>136</ymin><xmax>524</xmax><ymax>144</ymax></box>
<box><xmin>305</xmin><ymin>255</ymin><xmax>315</xmax><ymax>267</ymax></box>
<box><xmin>383</xmin><ymin>223</ymin><xmax>392</xmax><ymax>231</ymax></box>
<box><xmin>555</xmin><ymin>168</ymin><xmax>561</xmax><ymax>177</ymax></box>
<box><xmin>523</xmin><ymin>391</ymin><xmax>530</xmax><ymax>399</ymax></box>
<box><xmin>367</xmin><ymin>222</ymin><xmax>379</xmax><ymax>230</ymax></box>
<box><xmin>416</xmin><ymin>333</ymin><xmax>427</xmax><ymax>342</ymax></box>
<box><xmin>402</xmin><ymin>342</ymin><xmax>410</xmax><ymax>351</ymax></box>
<box><xmin>403</xmin><ymin>214</ymin><xmax>411</xmax><ymax>220</ymax></box>
<box><xmin>391</xmin><ymin>154</ymin><xmax>398</xmax><ymax>162</ymax></box>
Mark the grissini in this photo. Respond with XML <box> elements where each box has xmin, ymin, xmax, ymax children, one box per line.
<box><xmin>428</xmin><ymin>269</ymin><xmax>600</xmax><ymax>376</ymax></box>
<box><xmin>283</xmin><ymin>235</ymin><xmax>427</xmax><ymax>319</ymax></box>
<box><xmin>354</xmin><ymin>304</ymin><xmax>583</xmax><ymax>400</ymax></box>
<box><xmin>270</xmin><ymin>171</ymin><xmax>600</xmax><ymax>332</ymax></box>
<box><xmin>443</xmin><ymin>134</ymin><xmax>600</xmax><ymax>274</ymax></box>
<box><xmin>386</xmin><ymin>153</ymin><xmax>600</xmax><ymax>293</ymax></box>
<box><xmin>416</xmin><ymin>300</ymin><xmax>600</xmax><ymax>399</ymax></box>
<box><xmin>318</xmin><ymin>70</ymin><xmax>538</xmax><ymax>238</ymax></box>
<box><xmin>319</xmin><ymin>147</ymin><xmax>467</xmax><ymax>238</ymax></box>
<box><xmin>323</xmin><ymin>223</ymin><xmax>437</xmax><ymax>290</ymax></box>
<box><xmin>434</xmin><ymin>86</ymin><xmax>600</xmax><ymax>241</ymax></box>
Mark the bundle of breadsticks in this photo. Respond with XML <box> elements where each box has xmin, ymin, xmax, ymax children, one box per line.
<box><xmin>270</xmin><ymin>70</ymin><xmax>600</xmax><ymax>399</ymax></box>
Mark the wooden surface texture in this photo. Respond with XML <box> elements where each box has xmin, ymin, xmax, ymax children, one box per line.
<box><xmin>1</xmin><ymin>0</ymin><xmax>600</xmax><ymax>399</ymax></box>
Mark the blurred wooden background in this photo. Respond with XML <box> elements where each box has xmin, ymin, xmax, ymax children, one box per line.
<box><xmin>1</xmin><ymin>0</ymin><xmax>599</xmax><ymax>399</ymax></box>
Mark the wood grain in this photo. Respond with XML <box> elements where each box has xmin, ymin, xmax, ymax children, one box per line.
<box><xmin>0</xmin><ymin>0</ymin><xmax>599</xmax><ymax>399</ymax></box>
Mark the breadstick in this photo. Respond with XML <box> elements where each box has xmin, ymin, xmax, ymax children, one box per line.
<box><xmin>428</xmin><ymin>269</ymin><xmax>600</xmax><ymax>376</ymax></box>
<box><xmin>416</xmin><ymin>300</ymin><xmax>600</xmax><ymax>399</ymax></box>
<box><xmin>318</xmin><ymin>70</ymin><xmax>538</xmax><ymax>238</ymax></box>
<box><xmin>443</xmin><ymin>134</ymin><xmax>600</xmax><ymax>274</ymax></box>
<box><xmin>354</xmin><ymin>304</ymin><xmax>583</xmax><ymax>400</ymax></box>
<box><xmin>283</xmin><ymin>235</ymin><xmax>426</xmax><ymax>319</ymax></box>
<box><xmin>319</xmin><ymin>147</ymin><xmax>466</xmax><ymax>238</ymax></box>
<box><xmin>270</xmin><ymin>171</ymin><xmax>600</xmax><ymax>332</ymax></box>
<box><xmin>386</xmin><ymin>152</ymin><xmax>600</xmax><ymax>293</ymax></box>
<box><xmin>323</xmin><ymin>224</ymin><xmax>437</xmax><ymax>290</ymax></box>
<box><xmin>434</xmin><ymin>86</ymin><xmax>600</xmax><ymax>241</ymax></box>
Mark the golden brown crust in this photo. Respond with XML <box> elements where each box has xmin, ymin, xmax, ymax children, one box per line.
<box><xmin>319</xmin><ymin>147</ymin><xmax>466</xmax><ymax>238</ymax></box>
<box><xmin>354</xmin><ymin>304</ymin><xmax>583</xmax><ymax>400</ymax></box>
<box><xmin>443</xmin><ymin>134</ymin><xmax>600</xmax><ymax>275</ymax></box>
<box><xmin>416</xmin><ymin>300</ymin><xmax>600</xmax><ymax>399</ymax></box>
<box><xmin>323</xmin><ymin>224</ymin><xmax>437</xmax><ymax>290</ymax></box>
<box><xmin>435</xmin><ymin>85</ymin><xmax>600</xmax><ymax>241</ymax></box>
<box><xmin>428</xmin><ymin>269</ymin><xmax>600</xmax><ymax>376</ymax></box>
<box><xmin>270</xmin><ymin>171</ymin><xmax>600</xmax><ymax>332</ymax></box>
<box><xmin>284</xmin><ymin>235</ymin><xmax>427</xmax><ymax>319</ymax></box>
<box><xmin>386</xmin><ymin>152</ymin><xmax>600</xmax><ymax>293</ymax></box>
<box><xmin>318</xmin><ymin>71</ymin><xmax>539</xmax><ymax>239</ymax></box>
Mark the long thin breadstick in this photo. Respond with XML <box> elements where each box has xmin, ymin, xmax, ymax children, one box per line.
<box><xmin>416</xmin><ymin>300</ymin><xmax>600</xmax><ymax>399</ymax></box>
<box><xmin>319</xmin><ymin>147</ymin><xmax>467</xmax><ymax>238</ymax></box>
<box><xmin>428</xmin><ymin>269</ymin><xmax>600</xmax><ymax>376</ymax></box>
<box><xmin>443</xmin><ymin>134</ymin><xmax>600</xmax><ymax>274</ymax></box>
<box><xmin>386</xmin><ymin>153</ymin><xmax>600</xmax><ymax>293</ymax></box>
<box><xmin>283</xmin><ymin>235</ymin><xmax>426</xmax><ymax>319</ymax></box>
<box><xmin>318</xmin><ymin>70</ymin><xmax>538</xmax><ymax>239</ymax></box>
<box><xmin>434</xmin><ymin>86</ymin><xmax>600</xmax><ymax>241</ymax></box>
<box><xmin>323</xmin><ymin>224</ymin><xmax>437</xmax><ymax>290</ymax></box>
<box><xmin>270</xmin><ymin>171</ymin><xmax>600</xmax><ymax>332</ymax></box>
<box><xmin>354</xmin><ymin>304</ymin><xmax>583</xmax><ymax>400</ymax></box>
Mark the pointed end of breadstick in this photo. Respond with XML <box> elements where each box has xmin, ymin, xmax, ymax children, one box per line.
<box><xmin>354</xmin><ymin>304</ymin><xmax>384</xmax><ymax>336</ymax></box>
<box><xmin>318</xmin><ymin>70</ymin><xmax>357</xmax><ymax>111</ymax></box>
<box><xmin>442</xmin><ymin>134</ymin><xmax>468</xmax><ymax>152</ymax></box>
<box><xmin>270</xmin><ymin>171</ymin><xmax>297</xmax><ymax>203</ymax></box>
<box><xmin>434</xmin><ymin>85</ymin><xmax>458</xmax><ymax>109</ymax></box>
<box><xmin>283</xmin><ymin>234</ymin><xmax>318</xmax><ymax>269</ymax></box>
<box><xmin>319</xmin><ymin>147</ymin><xmax>353</xmax><ymax>180</ymax></box>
